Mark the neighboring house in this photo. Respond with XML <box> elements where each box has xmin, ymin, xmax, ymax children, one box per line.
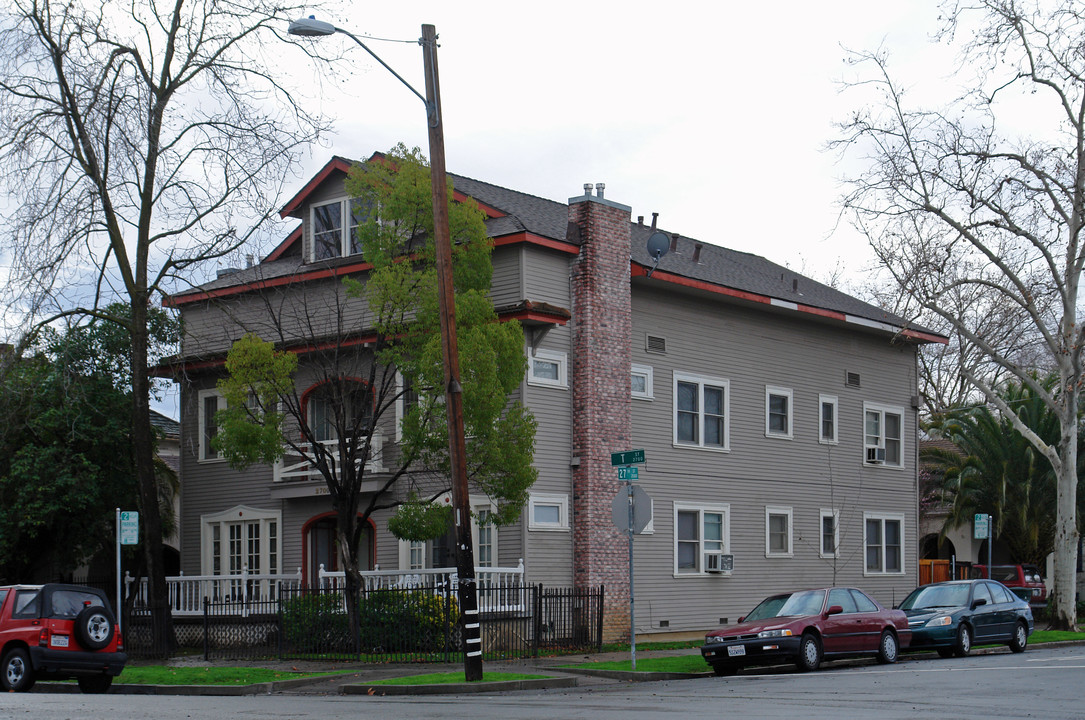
<box><xmin>163</xmin><ymin>156</ymin><xmax>946</xmax><ymax>640</ymax></box>
<box><xmin>150</xmin><ymin>409</ymin><xmax>182</xmax><ymax>575</ymax></box>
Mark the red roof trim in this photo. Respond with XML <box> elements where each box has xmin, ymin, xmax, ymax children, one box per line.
<box><xmin>498</xmin><ymin>309</ymin><xmax>570</xmax><ymax>326</ymax></box>
<box><xmin>164</xmin><ymin>259</ymin><xmax>376</xmax><ymax>307</ymax></box>
<box><xmin>452</xmin><ymin>189</ymin><xmax>504</xmax><ymax>219</ymax></box>
<box><xmin>265</xmin><ymin>224</ymin><xmax>302</xmax><ymax>262</ymax></box>
<box><xmin>631</xmin><ymin>262</ymin><xmax>948</xmax><ymax>345</ymax></box>
<box><xmin>493</xmin><ymin>232</ymin><xmax>579</xmax><ymax>254</ymax></box>
<box><xmin>279</xmin><ymin>157</ymin><xmax>354</xmax><ymax>218</ymax></box>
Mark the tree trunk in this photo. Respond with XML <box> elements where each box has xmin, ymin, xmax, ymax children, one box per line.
<box><xmin>130</xmin><ymin>298</ymin><xmax>175</xmax><ymax>653</ymax></box>
<box><xmin>1051</xmin><ymin>382</ymin><xmax>1080</xmax><ymax>631</ymax></box>
<box><xmin>337</xmin><ymin>513</ymin><xmax>362</xmax><ymax>655</ymax></box>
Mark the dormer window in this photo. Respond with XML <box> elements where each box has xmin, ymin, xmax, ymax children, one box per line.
<box><xmin>310</xmin><ymin>197</ymin><xmax>372</xmax><ymax>261</ymax></box>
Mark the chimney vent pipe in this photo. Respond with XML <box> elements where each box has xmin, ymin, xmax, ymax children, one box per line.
<box><xmin>693</xmin><ymin>243</ymin><xmax>703</xmax><ymax>263</ymax></box>
<box><xmin>583</xmin><ymin>183</ymin><xmax>593</xmax><ymax>195</ymax></box>
<box><xmin>595</xmin><ymin>182</ymin><xmax>605</xmax><ymax>198</ymax></box>
<box><xmin>670</xmin><ymin>233</ymin><xmax>679</xmax><ymax>253</ymax></box>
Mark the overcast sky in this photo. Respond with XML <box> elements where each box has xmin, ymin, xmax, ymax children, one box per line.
<box><xmin>273</xmin><ymin>0</ymin><xmax>955</xmax><ymax>286</ymax></box>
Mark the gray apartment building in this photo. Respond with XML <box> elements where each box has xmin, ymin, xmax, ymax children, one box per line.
<box><xmin>164</xmin><ymin>156</ymin><xmax>946</xmax><ymax>640</ymax></box>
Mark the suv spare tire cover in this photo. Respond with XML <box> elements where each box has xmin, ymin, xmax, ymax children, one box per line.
<box><xmin>74</xmin><ymin>606</ymin><xmax>115</xmax><ymax>651</ymax></box>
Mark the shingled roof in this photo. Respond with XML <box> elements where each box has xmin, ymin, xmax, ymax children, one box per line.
<box><xmin>168</xmin><ymin>156</ymin><xmax>944</xmax><ymax>342</ymax></box>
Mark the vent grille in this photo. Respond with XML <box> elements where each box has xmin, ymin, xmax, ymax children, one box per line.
<box><xmin>646</xmin><ymin>335</ymin><xmax>667</xmax><ymax>354</ymax></box>
<box><xmin>845</xmin><ymin>371</ymin><xmax>861</xmax><ymax>388</ymax></box>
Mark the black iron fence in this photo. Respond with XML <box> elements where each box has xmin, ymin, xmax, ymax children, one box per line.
<box><xmin>122</xmin><ymin>583</ymin><xmax>604</xmax><ymax>662</ymax></box>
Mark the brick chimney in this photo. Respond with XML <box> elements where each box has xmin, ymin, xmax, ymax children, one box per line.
<box><xmin>568</xmin><ymin>184</ymin><xmax>633</xmax><ymax>642</ymax></box>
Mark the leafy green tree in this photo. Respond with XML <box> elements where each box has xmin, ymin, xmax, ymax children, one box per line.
<box><xmin>215</xmin><ymin>145</ymin><xmax>536</xmax><ymax>637</ymax></box>
<box><xmin>924</xmin><ymin>375</ymin><xmax>1085</xmax><ymax>568</ymax></box>
<box><xmin>0</xmin><ymin>315</ymin><xmax>178</xmax><ymax>582</ymax></box>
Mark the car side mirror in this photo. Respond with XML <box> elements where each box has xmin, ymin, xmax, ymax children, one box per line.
<box><xmin>826</xmin><ymin>605</ymin><xmax>844</xmax><ymax>616</ymax></box>
<box><xmin>971</xmin><ymin>598</ymin><xmax>987</xmax><ymax>610</ymax></box>
<box><xmin>737</xmin><ymin>616</ymin><xmax>745</xmax><ymax>623</ymax></box>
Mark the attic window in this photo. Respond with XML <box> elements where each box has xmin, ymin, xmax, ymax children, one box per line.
<box><xmin>310</xmin><ymin>197</ymin><xmax>372</xmax><ymax>261</ymax></box>
<box><xmin>845</xmin><ymin>372</ymin><xmax>861</xmax><ymax>388</ymax></box>
<box><xmin>646</xmin><ymin>335</ymin><xmax>667</xmax><ymax>354</ymax></box>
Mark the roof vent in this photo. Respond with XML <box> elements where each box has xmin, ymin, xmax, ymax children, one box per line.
<box><xmin>646</xmin><ymin>335</ymin><xmax>667</xmax><ymax>354</ymax></box>
<box><xmin>583</xmin><ymin>183</ymin><xmax>593</xmax><ymax>196</ymax></box>
<box><xmin>596</xmin><ymin>182</ymin><xmax>605</xmax><ymax>199</ymax></box>
<box><xmin>670</xmin><ymin>233</ymin><xmax>680</xmax><ymax>253</ymax></box>
<box><xmin>693</xmin><ymin>243</ymin><xmax>703</xmax><ymax>263</ymax></box>
<box><xmin>217</xmin><ymin>267</ymin><xmax>241</xmax><ymax>279</ymax></box>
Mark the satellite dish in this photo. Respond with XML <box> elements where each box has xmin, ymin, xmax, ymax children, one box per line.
<box><xmin>645</xmin><ymin>231</ymin><xmax>669</xmax><ymax>278</ymax></box>
<box><xmin>647</xmin><ymin>231</ymin><xmax>669</xmax><ymax>261</ymax></box>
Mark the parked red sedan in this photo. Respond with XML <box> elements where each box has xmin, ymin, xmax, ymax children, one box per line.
<box><xmin>701</xmin><ymin>587</ymin><xmax>911</xmax><ymax>676</ymax></box>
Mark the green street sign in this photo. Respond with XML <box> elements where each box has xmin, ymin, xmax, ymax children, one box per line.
<box><xmin>974</xmin><ymin>513</ymin><xmax>990</xmax><ymax>540</ymax></box>
<box><xmin>617</xmin><ymin>467</ymin><xmax>639</xmax><ymax>480</ymax></box>
<box><xmin>611</xmin><ymin>449</ymin><xmax>645</xmax><ymax>466</ymax></box>
<box><xmin>120</xmin><ymin>511</ymin><xmax>139</xmax><ymax>545</ymax></box>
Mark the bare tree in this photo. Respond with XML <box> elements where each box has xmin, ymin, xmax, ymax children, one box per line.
<box><xmin>836</xmin><ymin>0</ymin><xmax>1082</xmax><ymax>630</ymax></box>
<box><xmin>0</xmin><ymin>0</ymin><xmax>332</xmax><ymax>647</ymax></box>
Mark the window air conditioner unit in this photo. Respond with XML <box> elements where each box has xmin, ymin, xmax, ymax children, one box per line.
<box><xmin>866</xmin><ymin>447</ymin><xmax>886</xmax><ymax>464</ymax></box>
<box><xmin>705</xmin><ymin>553</ymin><xmax>733</xmax><ymax>573</ymax></box>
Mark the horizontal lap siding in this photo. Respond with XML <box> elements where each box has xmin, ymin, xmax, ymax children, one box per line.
<box><xmin>627</xmin><ymin>288</ymin><xmax>918</xmax><ymax>634</ymax></box>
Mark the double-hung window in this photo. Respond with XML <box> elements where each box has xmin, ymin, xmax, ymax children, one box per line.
<box><xmin>819</xmin><ymin>394</ymin><xmax>838</xmax><ymax>444</ymax></box>
<box><xmin>765</xmin><ymin>386</ymin><xmax>793</xmax><ymax>439</ymax></box>
<box><xmin>674</xmin><ymin>502</ymin><xmax>730</xmax><ymax>575</ymax></box>
<box><xmin>198</xmin><ymin>389</ymin><xmax>225</xmax><ymax>462</ymax></box>
<box><xmin>673</xmin><ymin>372</ymin><xmax>729</xmax><ymax>450</ymax></box>
<box><xmin>820</xmin><ymin>509</ymin><xmax>839</xmax><ymax>558</ymax></box>
<box><xmin>864</xmin><ymin>513</ymin><xmax>904</xmax><ymax>575</ymax></box>
<box><xmin>765</xmin><ymin>506</ymin><xmax>793</xmax><ymax>557</ymax></box>
<box><xmin>863</xmin><ymin>403</ymin><xmax>904</xmax><ymax>466</ymax></box>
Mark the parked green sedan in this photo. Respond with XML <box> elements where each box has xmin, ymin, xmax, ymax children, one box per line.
<box><xmin>899</xmin><ymin>579</ymin><xmax>1033</xmax><ymax>657</ymax></box>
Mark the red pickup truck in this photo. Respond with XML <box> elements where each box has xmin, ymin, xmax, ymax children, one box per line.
<box><xmin>0</xmin><ymin>583</ymin><xmax>127</xmax><ymax>693</ymax></box>
<box><xmin>970</xmin><ymin>564</ymin><xmax>1048</xmax><ymax>607</ymax></box>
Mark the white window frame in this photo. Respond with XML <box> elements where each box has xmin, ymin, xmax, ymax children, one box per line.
<box><xmin>765</xmin><ymin>506</ymin><xmax>794</xmax><ymax>558</ymax></box>
<box><xmin>863</xmin><ymin>512</ymin><xmax>905</xmax><ymax>576</ymax></box>
<box><xmin>471</xmin><ymin>499</ymin><xmax>498</xmax><ymax>568</ymax></box>
<box><xmin>396</xmin><ymin>495</ymin><xmax>497</xmax><ymax>568</ymax></box>
<box><xmin>673</xmin><ymin>502</ymin><xmax>731</xmax><ymax>577</ymax></box>
<box><xmin>528</xmin><ymin>493</ymin><xmax>569</xmax><ymax>531</ymax></box>
<box><xmin>197</xmin><ymin>389</ymin><xmax>226</xmax><ymax>463</ymax></box>
<box><xmin>310</xmin><ymin>196</ymin><xmax>370</xmax><ymax>262</ymax></box>
<box><xmin>200</xmin><ymin>505</ymin><xmax>281</xmax><ymax>577</ymax></box>
<box><xmin>819</xmin><ymin>394</ymin><xmax>839</xmax><ymax>445</ymax></box>
<box><xmin>527</xmin><ymin>348</ymin><xmax>568</xmax><ymax>389</ymax></box>
<box><xmin>765</xmin><ymin>386</ymin><xmax>793</xmax><ymax>439</ymax></box>
<box><xmin>672</xmin><ymin>371</ymin><xmax>730</xmax><ymax>451</ymax></box>
<box><xmin>863</xmin><ymin>402</ymin><xmax>905</xmax><ymax>468</ymax></box>
<box><xmin>631</xmin><ymin>363</ymin><xmax>654</xmax><ymax>400</ymax></box>
<box><xmin>819</xmin><ymin>508</ymin><xmax>840</xmax><ymax>559</ymax></box>
<box><xmin>394</xmin><ymin>371</ymin><xmax>418</xmax><ymax>443</ymax></box>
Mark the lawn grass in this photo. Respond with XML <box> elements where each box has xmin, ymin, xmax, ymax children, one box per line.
<box><xmin>114</xmin><ymin>666</ymin><xmax>354</xmax><ymax>685</ymax></box>
<box><xmin>365</xmin><ymin>671</ymin><xmax>551</xmax><ymax>686</ymax></box>
<box><xmin>1030</xmin><ymin>630</ymin><xmax>1084</xmax><ymax>644</ymax></box>
<box><xmin>562</xmin><ymin>654</ymin><xmax>707</xmax><ymax>673</ymax></box>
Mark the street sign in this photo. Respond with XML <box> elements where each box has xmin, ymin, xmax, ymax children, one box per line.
<box><xmin>120</xmin><ymin>511</ymin><xmax>139</xmax><ymax>545</ymax></box>
<box><xmin>617</xmin><ymin>467</ymin><xmax>639</xmax><ymax>481</ymax></box>
<box><xmin>974</xmin><ymin>513</ymin><xmax>989</xmax><ymax>541</ymax></box>
<box><xmin>611</xmin><ymin>485</ymin><xmax>652</xmax><ymax>534</ymax></box>
<box><xmin>611</xmin><ymin>449</ymin><xmax>645</xmax><ymax>466</ymax></box>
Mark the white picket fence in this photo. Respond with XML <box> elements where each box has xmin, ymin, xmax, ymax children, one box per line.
<box><xmin>125</xmin><ymin>559</ymin><xmax>526</xmax><ymax>616</ymax></box>
<box><xmin>272</xmin><ymin>435</ymin><xmax>384</xmax><ymax>483</ymax></box>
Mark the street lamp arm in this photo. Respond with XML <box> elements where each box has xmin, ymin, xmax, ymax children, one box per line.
<box><xmin>287</xmin><ymin>17</ymin><xmax>432</xmax><ymax>119</ymax></box>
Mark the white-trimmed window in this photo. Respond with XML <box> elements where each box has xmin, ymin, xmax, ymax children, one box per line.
<box><xmin>201</xmin><ymin>506</ymin><xmax>281</xmax><ymax>584</ymax></box>
<box><xmin>864</xmin><ymin>512</ymin><xmax>904</xmax><ymax>575</ymax></box>
<box><xmin>819</xmin><ymin>394</ymin><xmax>839</xmax><ymax>444</ymax></box>
<box><xmin>631</xmin><ymin>363</ymin><xmax>654</xmax><ymax>400</ymax></box>
<box><xmin>394</xmin><ymin>372</ymin><xmax>419</xmax><ymax>442</ymax></box>
<box><xmin>864</xmin><ymin>403</ymin><xmax>904</xmax><ymax>467</ymax></box>
<box><xmin>310</xmin><ymin>197</ymin><xmax>372</xmax><ymax>261</ymax></box>
<box><xmin>765</xmin><ymin>506</ymin><xmax>793</xmax><ymax>557</ymax></box>
<box><xmin>474</xmin><ymin>507</ymin><xmax>495</xmax><ymax>568</ymax></box>
<box><xmin>527</xmin><ymin>349</ymin><xmax>567</xmax><ymax>388</ymax></box>
<box><xmin>674</xmin><ymin>502</ymin><xmax>730</xmax><ymax>575</ymax></box>
<box><xmin>820</xmin><ymin>508</ymin><xmax>839</xmax><ymax>558</ymax></box>
<box><xmin>765</xmin><ymin>386</ymin><xmax>793</xmax><ymax>439</ymax></box>
<box><xmin>397</xmin><ymin>497</ymin><xmax>498</xmax><ymax>569</ymax></box>
<box><xmin>673</xmin><ymin>372</ymin><xmax>729</xmax><ymax>450</ymax></box>
<box><xmin>198</xmin><ymin>389</ymin><xmax>225</xmax><ymax>462</ymax></box>
<box><xmin>528</xmin><ymin>493</ymin><xmax>569</xmax><ymax>531</ymax></box>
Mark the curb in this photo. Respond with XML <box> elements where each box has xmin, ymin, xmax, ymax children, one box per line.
<box><xmin>340</xmin><ymin>676</ymin><xmax>578</xmax><ymax>695</ymax></box>
<box><xmin>558</xmin><ymin>667</ymin><xmax>711</xmax><ymax>682</ymax></box>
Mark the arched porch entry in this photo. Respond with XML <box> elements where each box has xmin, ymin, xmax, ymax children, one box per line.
<box><xmin>302</xmin><ymin>513</ymin><xmax>375</xmax><ymax>586</ymax></box>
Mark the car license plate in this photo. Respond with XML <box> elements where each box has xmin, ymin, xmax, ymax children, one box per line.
<box><xmin>51</xmin><ymin>635</ymin><xmax>69</xmax><ymax>648</ymax></box>
<box><xmin>727</xmin><ymin>645</ymin><xmax>746</xmax><ymax>657</ymax></box>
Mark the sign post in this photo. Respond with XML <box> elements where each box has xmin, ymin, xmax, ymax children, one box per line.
<box><xmin>117</xmin><ymin>510</ymin><xmax>139</xmax><ymax>632</ymax></box>
<box><xmin>974</xmin><ymin>513</ymin><xmax>992</xmax><ymax>573</ymax></box>
<box><xmin>610</xmin><ymin>450</ymin><xmax>647</xmax><ymax>670</ymax></box>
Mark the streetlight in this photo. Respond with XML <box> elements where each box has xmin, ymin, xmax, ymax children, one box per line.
<box><xmin>288</xmin><ymin>17</ymin><xmax>483</xmax><ymax>682</ymax></box>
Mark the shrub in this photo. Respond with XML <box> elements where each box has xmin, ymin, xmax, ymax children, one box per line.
<box><xmin>280</xmin><ymin>592</ymin><xmax>350</xmax><ymax>653</ymax></box>
<box><xmin>357</xmin><ymin>588</ymin><xmax>459</xmax><ymax>653</ymax></box>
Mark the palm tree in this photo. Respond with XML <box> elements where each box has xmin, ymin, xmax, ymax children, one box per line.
<box><xmin>923</xmin><ymin>375</ymin><xmax>1081</xmax><ymax>568</ymax></box>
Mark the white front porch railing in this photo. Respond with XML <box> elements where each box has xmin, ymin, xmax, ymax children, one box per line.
<box><xmin>272</xmin><ymin>434</ymin><xmax>384</xmax><ymax>483</ymax></box>
<box><xmin>126</xmin><ymin>559</ymin><xmax>527</xmax><ymax>616</ymax></box>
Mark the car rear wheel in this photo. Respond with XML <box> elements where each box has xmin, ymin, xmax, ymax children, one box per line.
<box><xmin>936</xmin><ymin>648</ymin><xmax>955</xmax><ymax>659</ymax></box>
<box><xmin>1009</xmin><ymin>621</ymin><xmax>1028</xmax><ymax>653</ymax></box>
<box><xmin>876</xmin><ymin>630</ymin><xmax>899</xmax><ymax>664</ymax></box>
<box><xmin>75</xmin><ymin>605</ymin><xmax>116</xmax><ymax>651</ymax></box>
<box><xmin>795</xmin><ymin>632</ymin><xmax>822</xmax><ymax>672</ymax></box>
<box><xmin>953</xmin><ymin>623</ymin><xmax>972</xmax><ymax>657</ymax></box>
<box><xmin>2</xmin><ymin>648</ymin><xmax>35</xmax><ymax>692</ymax></box>
<box><xmin>712</xmin><ymin>664</ymin><xmax>738</xmax><ymax>676</ymax></box>
<box><xmin>77</xmin><ymin>675</ymin><xmax>113</xmax><ymax>694</ymax></box>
